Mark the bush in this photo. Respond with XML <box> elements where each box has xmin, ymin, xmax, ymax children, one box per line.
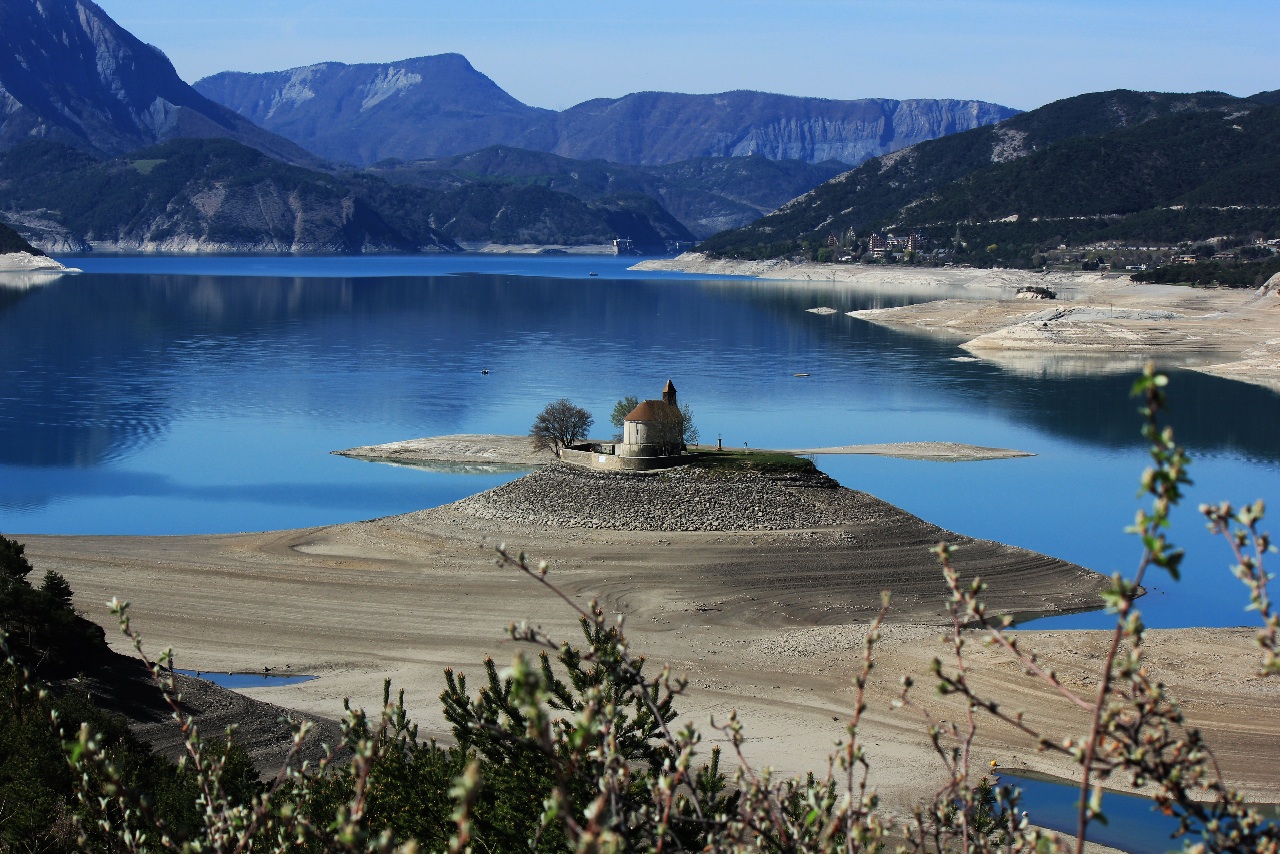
<box><xmin>0</xmin><ymin>544</ymin><xmax>260</xmax><ymax>851</ymax></box>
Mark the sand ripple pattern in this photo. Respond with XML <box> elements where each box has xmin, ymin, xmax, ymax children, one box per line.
<box><xmin>448</xmin><ymin>463</ymin><xmax>913</xmax><ymax>532</ymax></box>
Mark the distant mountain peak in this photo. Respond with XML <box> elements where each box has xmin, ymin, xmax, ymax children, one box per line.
<box><xmin>0</xmin><ymin>0</ymin><xmax>318</xmax><ymax>163</ymax></box>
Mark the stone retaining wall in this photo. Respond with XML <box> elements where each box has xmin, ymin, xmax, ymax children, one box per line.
<box><xmin>559</xmin><ymin>446</ymin><xmax>683</xmax><ymax>472</ymax></box>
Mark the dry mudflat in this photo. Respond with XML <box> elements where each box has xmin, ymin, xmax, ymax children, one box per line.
<box><xmin>22</xmin><ymin>462</ymin><xmax>1280</xmax><ymax>812</ymax></box>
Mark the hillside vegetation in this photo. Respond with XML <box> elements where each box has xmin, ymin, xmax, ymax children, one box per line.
<box><xmin>0</xmin><ymin>139</ymin><xmax>432</xmax><ymax>253</ymax></box>
<box><xmin>0</xmin><ymin>220</ymin><xmax>40</xmax><ymax>255</ymax></box>
<box><xmin>0</xmin><ymin>139</ymin><xmax>695</xmax><ymax>253</ymax></box>
<box><xmin>700</xmin><ymin>90</ymin><xmax>1277</xmax><ymax>266</ymax></box>
<box><xmin>364</xmin><ymin>147</ymin><xmax>848</xmax><ymax>238</ymax></box>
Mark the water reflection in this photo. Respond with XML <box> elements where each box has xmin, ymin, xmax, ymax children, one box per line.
<box><xmin>1000</xmin><ymin>770</ymin><xmax>1278</xmax><ymax>854</ymax></box>
<box><xmin>5</xmin><ymin>267</ymin><xmax>1280</xmax><ymax>470</ymax></box>
<box><xmin>961</xmin><ymin>349</ymin><xmax>1217</xmax><ymax>381</ymax></box>
<box><xmin>0</xmin><ymin>270</ymin><xmax>67</xmax><ymax>292</ymax></box>
<box><xmin>1</xmin><ymin>262</ymin><xmax>1278</xmax><ymax>550</ymax></box>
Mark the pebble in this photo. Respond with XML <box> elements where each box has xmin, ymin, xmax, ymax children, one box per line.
<box><xmin>449</xmin><ymin>462</ymin><xmax>889</xmax><ymax>532</ymax></box>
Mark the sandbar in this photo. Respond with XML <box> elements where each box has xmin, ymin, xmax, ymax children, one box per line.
<box><xmin>336</xmin><ymin>435</ymin><xmax>1033</xmax><ymax>468</ymax></box>
<box><xmin>0</xmin><ymin>250</ymin><xmax>71</xmax><ymax>273</ymax></box>
<box><xmin>334</xmin><ymin>434</ymin><xmax>553</xmax><ymax>469</ymax></box>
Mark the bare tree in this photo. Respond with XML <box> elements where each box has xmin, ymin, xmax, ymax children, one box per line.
<box><xmin>679</xmin><ymin>402</ymin><xmax>699</xmax><ymax>447</ymax></box>
<box><xmin>529</xmin><ymin>399</ymin><xmax>594</xmax><ymax>453</ymax></box>
<box><xmin>649</xmin><ymin>403</ymin><xmax>697</xmax><ymax>456</ymax></box>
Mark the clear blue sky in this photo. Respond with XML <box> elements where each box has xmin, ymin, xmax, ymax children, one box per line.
<box><xmin>96</xmin><ymin>0</ymin><xmax>1276</xmax><ymax>111</ymax></box>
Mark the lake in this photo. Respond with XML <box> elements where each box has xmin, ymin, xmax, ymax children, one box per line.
<box><xmin>2</xmin><ymin>254</ymin><xmax>1278</xmax><ymax>630</ymax></box>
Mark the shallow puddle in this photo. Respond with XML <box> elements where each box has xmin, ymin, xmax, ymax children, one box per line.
<box><xmin>176</xmin><ymin>669</ymin><xmax>315</xmax><ymax>688</ymax></box>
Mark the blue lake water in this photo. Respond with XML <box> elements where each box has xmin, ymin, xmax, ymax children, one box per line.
<box><xmin>175</xmin><ymin>669</ymin><xmax>316</xmax><ymax>689</ymax></box>
<box><xmin>996</xmin><ymin>771</ymin><xmax>1267</xmax><ymax>854</ymax></box>
<box><xmin>2</xmin><ymin>254</ymin><xmax>1278</xmax><ymax>631</ymax></box>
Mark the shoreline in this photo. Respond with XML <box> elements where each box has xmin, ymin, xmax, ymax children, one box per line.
<box><xmin>635</xmin><ymin>254</ymin><xmax>1280</xmax><ymax>392</ymax></box>
<box><xmin>0</xmin><ymin>250</ymin><xmax>76</xmax><ymax>277</ymax></box>
<box><xmin>19</xmin><ymin>463</ymin><xmax>1280</xmax><ymax>808</ymax></box>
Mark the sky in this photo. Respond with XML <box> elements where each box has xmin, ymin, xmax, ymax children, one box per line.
<box><xmin>96</xmin><ymin>0</ymin><xmax>1277</xmax><ymax>112</ymax></box>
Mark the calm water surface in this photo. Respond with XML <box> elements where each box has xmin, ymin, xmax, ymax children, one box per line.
<box><xmin>2</xmin><ymin>254</ymin><xmax>1278</xmax><ymax>630</ymax></box>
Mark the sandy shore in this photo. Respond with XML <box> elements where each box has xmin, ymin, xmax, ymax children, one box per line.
<box><xmin>337</xmin><ymin>435</ymin><xmax>1033</xmax><ymax>467</ymax></box>
<box><xmin>637</xmin><ymin>255</ymin><xmax>1280</xmax><ymax>393</ymax></box>
<box><xmin>20</xmin><ymin>462</ymin><xmax>1280</xmax><ymax>813</ymax></box>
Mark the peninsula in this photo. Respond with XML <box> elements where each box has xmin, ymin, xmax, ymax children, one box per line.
<box><xmin>635</xmin><ymin>255</ymin><xmax>1280</xmax><ymax>393</ymax></box>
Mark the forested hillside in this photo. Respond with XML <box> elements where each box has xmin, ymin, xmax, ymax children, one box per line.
<box><xmin>0</xmin><ymin>221</ymin><xmax>40</xmax><ymax>255</ymax></box>
<box><xmin>699</xmin><ymin>90</ymin><xmax>1274</xmax><ymax>265</ymax></box>
<box><xmin>364</xmin><ymin>147</ymin><xmax>847</xmax><ymax>237</ymax></box>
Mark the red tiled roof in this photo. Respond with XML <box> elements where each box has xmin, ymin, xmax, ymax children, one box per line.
<box><xmin>625</xmin><ymin>399</ymin><xmax>679</xmax><ymax>422</ymax></box>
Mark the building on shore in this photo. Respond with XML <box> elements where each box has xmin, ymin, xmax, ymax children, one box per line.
<box><xmin>560</xmin><ymin>380</ymin><xmax>688</xmax><ymax>472</ymax></box>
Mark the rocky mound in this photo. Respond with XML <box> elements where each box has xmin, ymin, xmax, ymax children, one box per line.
<box><xmin>448</xmin><ymin>462</ymin><xmax>915</xmax><ymax>532</ymax></box>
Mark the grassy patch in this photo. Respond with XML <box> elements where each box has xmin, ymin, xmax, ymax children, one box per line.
<box><xmin>130</xmin><ymin>159</ymin><xmax>165</xmax><ymax>175</ymax></box>
<box><xmin>683</xmin><ymin>449</ymin><xmax>816</xmax><ymax>475</ymax></box>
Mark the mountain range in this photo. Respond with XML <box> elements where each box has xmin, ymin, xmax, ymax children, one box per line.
<box><xmin>0</xmin><ymin>139</ymin><xmax>449</xmax><ymax>253</ymax></box>
<box><xmin>0</xmin><ymin>0</ymin><xmax>1020</xmax><ymax>251</ymax></box>
<box><xmin>699</xmin><ymin>89</ymin><xmax>1280</xmax><ymax>264</ymax></box>
<box><xmin>193</xmin><ymin>56</ymin><xmax>1018</xmax><ymax>168</ymax></box>
<box><xmin>0</xmin><ymin>0</ymin><xmax>1271</xmax><ymax>261</ymax></box>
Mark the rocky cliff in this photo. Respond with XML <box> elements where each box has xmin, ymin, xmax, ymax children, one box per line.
<box><xmin>0</xmin><ymin>0</ymin><xmax>317</xmax><ymax>164</ymax></box>
<box><xmin>548</xmin><ymin>91</ymin><xmax>1016</xmax><ymax>166</ymax></box>
<box><xmin>195</xmin><ymin>55</ymin><xmax>1017</xmax><ymax>168</ymax></box>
